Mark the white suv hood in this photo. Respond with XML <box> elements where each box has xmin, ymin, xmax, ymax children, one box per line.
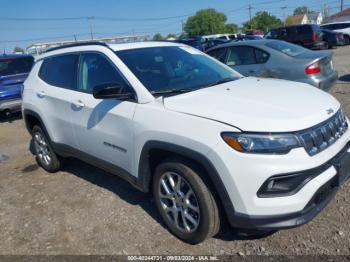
<box><xmin>164</xmin><ymin>77</ymin><xmax>340</xmax><ymax>132</ymax></box>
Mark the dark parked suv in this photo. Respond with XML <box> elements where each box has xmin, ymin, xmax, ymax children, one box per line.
<box><xmin>265</xmin><ymin>24</ymin><xmax>326</xmax><ymax>50</ymax></box>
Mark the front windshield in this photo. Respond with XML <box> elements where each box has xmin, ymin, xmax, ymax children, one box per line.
<box><xmin>266</xmin><ymin>40</ymin><xmax>307</xmax><ymax>57</ymax></box>
<box><xmin>116</xmin><ymin>46</ymin><xmax>240</xmax><ymax>94</ymax></box>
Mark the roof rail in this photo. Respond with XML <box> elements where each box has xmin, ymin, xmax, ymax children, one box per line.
<box><xmin>45</xmin><ymin>41</ymin><xmax>110</xmax><ymax>53</ymax></box>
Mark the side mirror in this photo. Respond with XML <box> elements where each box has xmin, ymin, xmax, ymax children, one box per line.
<box><xmin>93</xmin><ymin>83</ymin><xmax>135</xmax><ymax>101</ymax></box>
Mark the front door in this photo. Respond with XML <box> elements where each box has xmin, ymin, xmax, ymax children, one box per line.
<box><xmin>226</xmin><ymin>46</ymin><xmax>262</xmax><ymax>77</ymax></box>
<box><xmin>70</xmin><ymin>52</ymin><xmax>137</xmax><ymax>174</ymax></box>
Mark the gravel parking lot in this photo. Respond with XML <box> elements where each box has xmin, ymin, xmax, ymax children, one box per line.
<box><xmin>0</xmin><ymin>46</ymin><xmax>350</xmax><ymax>256</ymax></box>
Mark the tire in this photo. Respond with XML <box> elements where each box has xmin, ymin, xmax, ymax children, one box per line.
<box><xmin>153</xmin><ymin>157</ymin><xmax>220</xmax><ymax>244</ymax></box>
<box><xmin>32</xmin><ymin>125</ymin><xmax>62</xmax><ymax>172</ymax></box>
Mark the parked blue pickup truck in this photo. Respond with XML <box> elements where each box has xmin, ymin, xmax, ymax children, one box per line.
<box><xmin>0</xmin><ymin>54</ymin><xmax>34</xmax><ymax>116</ymax></box>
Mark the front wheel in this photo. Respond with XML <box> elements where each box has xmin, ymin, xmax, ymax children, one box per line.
<box><xmin>153</xmin><ymin>158</ymin><xmax>220</xmax><ymax>244</ymax></box>
<box><xmin>32</xmin><ymin>125</ymin><xmax>62</xmax><ymax>172</ymax></box>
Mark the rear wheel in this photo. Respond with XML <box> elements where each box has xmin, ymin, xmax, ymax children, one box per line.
<box><xmin>153</xmin><ymin>158</ymin><xmax>220</xmax><ymax>244</ymax></box>
<box><xmin>32</xmin><ymin>125</ymin><xmax>62</xmax><ymax>172</ymax></box>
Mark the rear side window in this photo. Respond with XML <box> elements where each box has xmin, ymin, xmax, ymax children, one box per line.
<box><xmin>0</xmin><ymin>56</ymin><xmax>34</xmax><ymax>76</ymax></box>
<box><xmin>297</xmin><ymin>26</ymin><xmax>311</xmax><ymax>34</ymax></box>
<box><xmin>254</xmin><ymin>48</ymin><xmax>269</xmax><ymax>63</ymax></box>
<box><xmin>286</xmin><ymin>27</ymin><xmax>297</xmax><ymax>35</ymax></box>
<box><xmin>39</xmin><ymin>54</ymin><xmax>78</xmax><ymax>89</ymax></box>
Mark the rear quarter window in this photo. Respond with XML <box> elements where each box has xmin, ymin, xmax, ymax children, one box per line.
<box><xmin>39</xmin><ymin>54</ymin><xmax>78</xmax><ymax>89</ymax></box>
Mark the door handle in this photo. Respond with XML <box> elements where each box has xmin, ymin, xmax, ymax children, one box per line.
<box><xmin>72</xmin><ymin>100</ymin><xmax>85</xmax><ymax>108</ymax></box>
<box><xmin>36</xmin><ymin>91</ymin><xmax>46</xmax><ymax>98</ymax></box>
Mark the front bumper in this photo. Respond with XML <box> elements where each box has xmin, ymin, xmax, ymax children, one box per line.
<box><xmin>0</xmin><ymin>98</ymin><xmax>22</xmax><ymax>112</ymax></box>
<box><xmin>228</xmin><ymin>142</ymin><xmax>350</xmax><ymax>230</ymax></box>
<box><xmin>207</xmin><ymin>122</ymin><xmax>350</xmax><ymax>229</ymax></box>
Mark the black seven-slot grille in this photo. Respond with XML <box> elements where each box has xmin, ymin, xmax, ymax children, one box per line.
<box><xmin>298</xmin><ymin>110</ymin><xmax>348</xmax><ymax>156</ymax></box>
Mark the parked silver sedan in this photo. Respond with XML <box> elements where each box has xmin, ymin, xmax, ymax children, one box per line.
<box><xmin>206</xmin><ymin>39</ymin><xmax>338</xmax><ymax>91</ymax></box>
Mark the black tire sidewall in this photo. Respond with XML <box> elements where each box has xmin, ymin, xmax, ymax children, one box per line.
<box><xmin>153</xmin><ymin>159</ymin><xmax>217</xmax><ymax>244</ymax></box>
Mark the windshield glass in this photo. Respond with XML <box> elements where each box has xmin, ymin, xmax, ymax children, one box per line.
<box><xmin>266</xmin><ymin>40</ymin><xmax>307</xmax><ymax>57</ymax></box>
<box><xmin>0</xmin><ymin>56</ymin><xmax>34</xmax><ymax>76</ymax></box>
<box><xmin>116</xmin><ymin>46</ymin><xmax>240</xmax><ymax>94</ymax></box>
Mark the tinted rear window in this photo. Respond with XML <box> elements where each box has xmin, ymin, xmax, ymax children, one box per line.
<box><xmin>266</xmin><ymin>41</ymin><xmax>307</xmax><ymax>57</ymax></box>
<box><xmin>0</xmin><ymin>56</ymin><xmax>34</xmax><ymax>76</ymax></box>
<box><xmin>297</xmin><ymin>25</ymin><xmax>312</xmax><ymax>34</ymax></box>
<box><xmin>39</xmin><ymin>54</ymin><xmax>78</xmax><ymax>89</ymax></box>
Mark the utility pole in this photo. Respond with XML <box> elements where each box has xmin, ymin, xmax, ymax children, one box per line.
<box><xmin>74</xmin><ymin>35</ymin><xmax>77</xmax><ymax>42</ymax></box>
<box><xmin>87</xmin><ymin>16</ymin><xmax>94</xmax><ymax>40</ymax></box>
<box><xmin>248</xmin><ymin>5</ymin><xmax>252</xmax><ymax>29</ymax></box>
<box><xmin>281</xmin><ymin>6</ymin><xmax>287</xmax><ymax>26</ymax></box>
<box><xmin>341</xmin><ymin>0</ymin><xmax>344</xmax><ymax>11</ymax></box>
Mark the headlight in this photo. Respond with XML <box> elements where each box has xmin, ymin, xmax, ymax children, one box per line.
<box><xmin>221</xmin><ymin>132</ymin><xmax>301</xmax><ymax>154</ymax></box>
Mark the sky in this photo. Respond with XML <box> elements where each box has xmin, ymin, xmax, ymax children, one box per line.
<box><xmin>0</xmin><ymin>0</ymin><xmax>348</xmax><ymax>52</ymax></box>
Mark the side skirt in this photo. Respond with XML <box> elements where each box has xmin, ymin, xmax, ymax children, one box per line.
<box><xmin>51</xmin><ymin>142</ymin><xmax>144</xmax><ymax>192</ymax></box>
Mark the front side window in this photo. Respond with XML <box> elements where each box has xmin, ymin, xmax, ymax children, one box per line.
<box><xmin>39</xmin><ymin>54</ymin><xmax>78</xmax><ymax>89</ymax></box>
<box><xmin>226</xmin><ymin>46</ymin><xmax>256</xmax><ymax>66</ymax></box>
<box><xmin>0</xmin><ymin>56</ymin><xmax>34</xmax><ymax>76</ymax></box>
<box><xmin>207</xmin><ymin>48</ymin><xmax>228</xmax><ymax>63</ymax></box>
<box><xmin>77</xmin><ymin>53</ymin><xmax>128</xmax><ymax>94</ymax></box>
<box><xmin>116</xmin><ymin>46</ymin><xmax>239</xmax><ymax>94</ymax></box>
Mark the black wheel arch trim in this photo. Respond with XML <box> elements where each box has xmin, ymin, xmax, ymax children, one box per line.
<box><xmin>137</xmin><ymin>140</ymin><xmax>236</xmax><ymax>222</ymax></box>
<box><xmin>23</xmin><ymin>109</ymin><xmax>46</xmax><ymax>134</ymax></box>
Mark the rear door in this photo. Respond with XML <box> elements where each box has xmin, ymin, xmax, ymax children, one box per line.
<box><xmin>36</xmin><ymin>54</ymin><xmax>79</xmax><ymax>147</ymax></box>
<box><xmin>70</xmin><ymin>52</ymin><xmax>137</xmax><ymax>174</ymax></box>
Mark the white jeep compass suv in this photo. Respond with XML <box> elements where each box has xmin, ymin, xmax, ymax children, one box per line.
<box><xmin>22</xmin><ymin>41</ymin><xmax>350</xmax><ymax>244</ymax></box>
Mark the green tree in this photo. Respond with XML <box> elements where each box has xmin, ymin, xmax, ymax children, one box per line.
<box><xmin>13</xmin><ymin>46</ymin><xmax>24</xmax><ymax>53</ymax></box>
<box><xmin>243</xmin><ymin>11</ymin><xmax>282</xmax><ymax>31</ymax></box>
<box><xmin>153</xmin><ymin>33</ymin><xmax>163</xmax><ymax>40</ymax></box>
<box><xmin>285</xmin><ymin>16</ymin><xmax>296</xmax><ymax>26</ymax></box>
<box><xmin>225</xmin><ymin>23</ymin><xmax>238</xmax><ymax>33</ymax></box>
<box><xmin>293</xmin><ymin>6</ymin><xmax>310</xmax><ymax>16</ymax></box>
<box><xmin>184</xmin><ymin>8</ymin><xmax>227</xmax><ymax>36</ymax></box>
<box><xmin>166</xmin><ymin>33</ymin><xmax>177</xmax><ymax>39</ymax></box>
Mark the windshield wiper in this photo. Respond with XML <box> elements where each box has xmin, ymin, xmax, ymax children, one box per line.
<box><xmin>205</xmin><ymin>77</ymin><xmax>236</xmax><ymax>88</ymax></box>
<box><xmin>151</xmin><ymin>88</ymin><xmax>194</xmax><ymax>96</ymax></box>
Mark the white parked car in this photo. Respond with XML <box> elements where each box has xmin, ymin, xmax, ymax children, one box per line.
<box><xmin>321</xmin><ymin>21</ymin><xmax>350</xmax><ymax>45</ymax></box>
<box><xmin>22</xmin><ymin>41</ymin><xmax>350</xmax><ymax>244</ymax></box>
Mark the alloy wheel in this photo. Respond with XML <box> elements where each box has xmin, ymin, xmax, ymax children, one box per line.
<box><xmin>33</xmin><ymin>132</ymin><xmax>52</xmax><ymax>166</ymax></box>
<box><xmin>158</xmin><ymin>172</ymin><xmax>200</xmax><ymax>233</ymax></box>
